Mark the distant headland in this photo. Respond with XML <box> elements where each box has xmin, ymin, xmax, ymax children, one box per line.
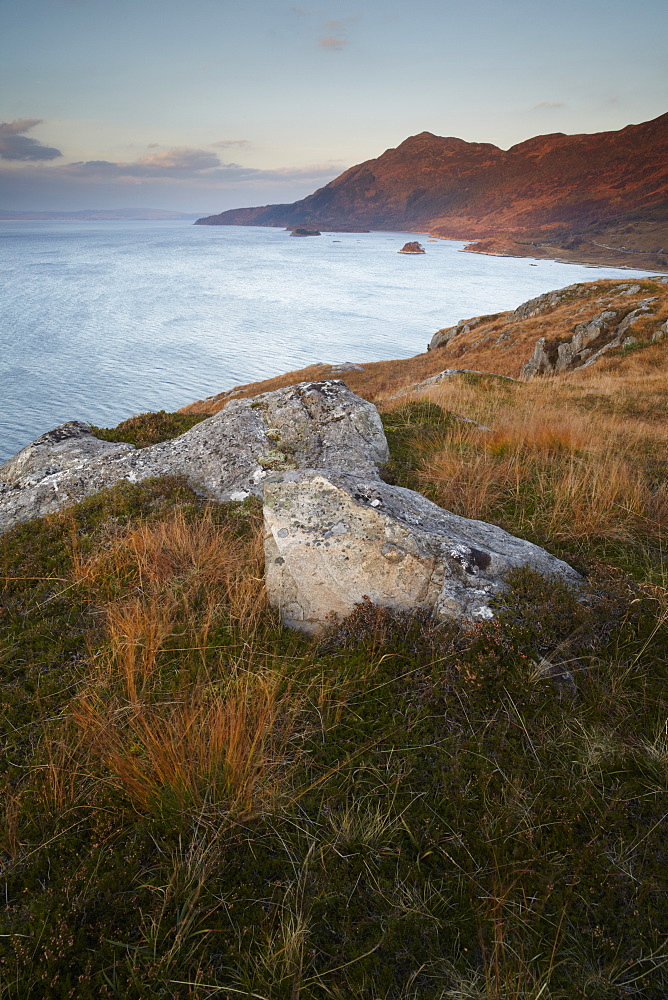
<box><xmin>0</xmin><ymin>208</ymin><xmax>201</xmax><ymax>221</ymax></box>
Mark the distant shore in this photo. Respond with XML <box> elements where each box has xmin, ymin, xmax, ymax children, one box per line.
<box><xmin>457</xmin><ymin>235</ymin><xmax>668</xmax><ymax>273</ymax></box>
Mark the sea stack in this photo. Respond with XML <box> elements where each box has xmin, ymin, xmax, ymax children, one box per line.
<box><xmin>399</xmin><ymin>241</ymin><xmax>425</xmax><ymax>253</ymax></box>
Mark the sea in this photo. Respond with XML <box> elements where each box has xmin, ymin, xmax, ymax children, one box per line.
<box><xmin>0</xmin><ymin>220</ymin><xmax>658</xmax><ymax>463</ymax></box>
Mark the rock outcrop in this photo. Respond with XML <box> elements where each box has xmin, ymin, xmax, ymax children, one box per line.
<box><xmin>290</xmin><ymin>228</ymin><xmax>321</xmax><ymax>237</ymax></box>
<box><xmin>264</xmin><ymin>470</ymin><xmax>581</xmax><ymax>634</ymax></box>
<box><xmin>522</xmin><ymin>297</ymin><xmax>659</xmax><ymax>376</ymax></box>
<box><xmin>399</xmin><ymin>241</ymin><xmax>425</xmax><ymax>254</ymax></box>
<box><xmin>421</xmin><ymin>278</ymin><xmax>668</xmax><ymax>379</ymax></box>
<box><xmin>0</xmin><ymin>382</ymin><xmax>388</xmax><ymax>535</ymax></box>
<box><xmin>429</xmin><ymin>316</ymin><xmax>489</xmax><ymax>350</ymax></box>
<box><xmin>0</xmin><ymin>421</ymin><xmax>134</xmax><ymax>485</ymax></box>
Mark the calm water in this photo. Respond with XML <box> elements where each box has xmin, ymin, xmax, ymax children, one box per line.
<box><xmin>0</xmin><ymin>220</ymin><xmax>657</xmax><ymax>462</ymax></box>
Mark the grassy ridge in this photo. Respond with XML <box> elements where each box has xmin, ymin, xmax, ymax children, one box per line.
<box><xmin>1</xmin><ymin>374</ymin><xmax>667</xmax><ymax>998</ymax></box>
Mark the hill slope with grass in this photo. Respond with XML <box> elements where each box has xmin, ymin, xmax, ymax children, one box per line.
<box><xmin>1</xmin><ymin>277</ymin><xmax>667</xmax><ymax>998</ymax></box>
<box><xmin>196</xmin><ymin>114</ymin><xmax>668</xmax><ymax>270</ymax></box>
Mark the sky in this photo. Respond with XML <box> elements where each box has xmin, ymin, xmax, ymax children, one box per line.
<box><xmin>1</xmin><ymin>0</ymin><xmax>666</xmax><ymax>213</ymax></box>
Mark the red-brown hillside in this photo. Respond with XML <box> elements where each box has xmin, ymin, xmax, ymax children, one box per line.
<box><xmin>196</xmin><ymin>114</ymin><xmax>668</xmax><ymax>247</ymax></box>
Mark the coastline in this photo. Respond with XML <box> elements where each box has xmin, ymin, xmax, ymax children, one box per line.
<box><xmin>456</xmin><ymin>236</ymin><xmax>668</xmax><ymax>273</ymax></box>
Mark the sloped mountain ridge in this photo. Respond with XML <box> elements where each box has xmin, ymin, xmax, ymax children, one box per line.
<box><xmin>196</xmin><ymin>114</ymin><xmax>668</xmax><ymax>268</ymax></box>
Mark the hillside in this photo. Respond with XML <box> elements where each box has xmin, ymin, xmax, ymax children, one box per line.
<box><xmin>196</xmin><ymin>114</ymin><xmax>668</xmax><ymax>270</ymax></box>
<box><xmin>1</xmin><ymin>277</ymin><xmax>667</xmax><ymax>997</ymax></box>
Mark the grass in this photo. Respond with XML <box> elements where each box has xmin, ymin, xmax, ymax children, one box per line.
<box><xmin>378</xmin><ymin>373</ymin><xmax>667</xmax><ymax>584</ymax></box>
<box><xmin>91</xmin><ymin>410</ymin><xmax>210</xmax><ymax>449</ymax></box>
<box><xmin>1</xmin><ymin>366</ymin><xmax>667</xmax><ymax>997</ymax></box>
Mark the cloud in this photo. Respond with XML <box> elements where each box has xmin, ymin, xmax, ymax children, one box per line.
<box><xmin>0</xmin><ymin>141</ymin><xmax>346</xmax><ymax>212</ymax></box>
<box><xmin>531</xmin><ymin>102</ymin><xmax>566</xmax><ymax>111</ymax></box>
<box><xmin>210</xmin><ymin>139</ymin><xmax>250</xmax><ymax>149</ymax></box>
<box><xmin>0</xmin><ymin>146</ymin><xmax>344</xmax><ymax>186</ymax></box>
<box><xmin>318</xmin><ymin>17</ymin><xmax>357</xmax><ymax>52</ymax></box>
<box><xmin>318</xmin><ymin>16</ymin><xmax>355</xmax><ymax>49</ymax></box>
<box><xmin>0</xmin><ymin>119</ymin><xmax>62</xmax><ymax>161</ymax></box>
<box><xmin>134</xmin><ymin>147</ymin><xmax>221</xmax><ymax>172</ymax></box>
<box><xmin>319</xmin><ymin>35</ymin><xmax>346</xmax><ymax>49</ymax></box>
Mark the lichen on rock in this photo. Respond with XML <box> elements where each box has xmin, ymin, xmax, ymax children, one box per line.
<box><xmin>263</xmin><ymin>469</ymin><xmax>581</xmax><ymax>633</ymax></box>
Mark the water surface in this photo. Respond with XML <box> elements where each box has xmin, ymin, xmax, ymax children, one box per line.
<box><xmin>0</xmin><ymin>221</ymin><xmax>657</xmax><ymax>461</ymax></box>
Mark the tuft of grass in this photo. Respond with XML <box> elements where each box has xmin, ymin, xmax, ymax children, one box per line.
<box><xmin>72</xmin><ymin>670</ymin><xmax>296</xmax><ymax>817</ymax></box>
<box><xmin>379</xmin><ymin>377</ymin><xmax>666</xmax><ymax>583</ymax></box>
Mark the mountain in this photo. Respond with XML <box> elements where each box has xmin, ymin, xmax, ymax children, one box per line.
<box><xmin>196</xmin><ymin>114</ymin><xmax>668</xmax><ymax>267</ymax></box>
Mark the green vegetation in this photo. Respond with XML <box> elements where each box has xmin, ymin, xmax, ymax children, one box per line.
<box><xmin>1</xmin><ymin>389</ymin><xmax>667</xmax><ymax>998</ymax></box>
<box><xmin>91</xmin><ymin>410</ymin><xmax>210</xmax><ymax>449</ymax></box>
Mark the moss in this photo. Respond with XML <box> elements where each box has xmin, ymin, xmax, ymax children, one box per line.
<box><xmin>90</xmin><ymin>409</ymin><xmax>210</xmax><ymax>449</ymax></box>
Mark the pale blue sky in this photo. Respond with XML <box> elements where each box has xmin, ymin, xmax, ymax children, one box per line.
<box><xmin>1</xmin><ymin>0</ymin><xmax>666</xmax><ymax>211</ymax></box>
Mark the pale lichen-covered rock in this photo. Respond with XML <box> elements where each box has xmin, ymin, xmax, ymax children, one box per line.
<box><xmin>0</xmin><ymin>422</ymin><xmax>134</xmax><ymax>488</ymax></box>
<box><xmin>390</xmin><ymin>369</ymin><xmax>516</xmax><ymax>401</ymax></box>
<box><xmin>264</xmin><ymin>470</ymin><xmax>581</xmax><ymax>634</ymax></box>
<box><xmin>0</xmin><ymin>382</ymin><xmax>388</xmax><ymax>534</ymax></box>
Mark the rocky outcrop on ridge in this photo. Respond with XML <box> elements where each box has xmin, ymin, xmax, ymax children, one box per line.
<box><xmin>175</xmin><ymin>280</ymin><xmax>668</xmax><ymax>423</ymax></box>
<box><xmin>425</xmin><ymin>277</ymin><xmax>668</xmax><ymax>379</ymax></box>
<box><xmin>263</xmin><ymin>470</ymin><xmax>581</xmax><ymax>633</ymax></box>
<box><xmin>522</xmin><ymin>298</ymin><xmax>666</xmax><ymax>376</ymax></box>
<box><xmin>0</xmin><ymin>382</ymin><xmax>388</xmax><ymax>535</ymax></box>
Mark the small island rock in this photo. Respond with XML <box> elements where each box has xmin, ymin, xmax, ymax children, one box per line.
<box><xmin>290</xmin><ymin>228</ymin><xmax>321</xmax><ymax>237</ymax></box>
<box><xmin>399</xmin><ymin>241</ymin><xmax>425</xmax><ymax>254</ymax></box>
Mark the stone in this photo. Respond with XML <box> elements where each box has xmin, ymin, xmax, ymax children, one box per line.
<box><xmin>398</xmin><ymin>241</ymin><xmax>425</xmax><ymax>254</ymax></box>
<box><xmin>522</xmin><ymin>298</ymin><xmax>662</xmax><ymax>377</ymax></box>
<box><xmin>428</xmin><ymin>316</ymin><xmax>487</xmax><ymax>350</ymax></box>
<box><xmin>652</xmin><ymin>320</ymin><xmax>667</xmax><ymax>343</ymax></box>
<box><xmin>328</xmin><ymin>363</ymin><xmax>366</xmax><ymax>373</ymax></box>
<box><xmin>263</xmin><ymin>470</ymin><xmax>581</xmax><ymax>634</ymax></box>
<box><xmin>0</xmin><ymin>421</ymin><xmax>134</xmax><ymax>488</ymax></box>
<box><xmin>0</xmin><ymin>381</ymin><xmax>388</xmax><ymax>535</ymax></box>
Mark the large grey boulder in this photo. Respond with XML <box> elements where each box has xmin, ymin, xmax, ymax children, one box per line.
<box><xmin>264</xmin><ymin>470</ymin><xmax>581</xmax><ymax>634</ymax></box>
<box><xmin>0</xmin><ymin>381</ymin><xmax>388</xmax><ymax>534</ymax></box>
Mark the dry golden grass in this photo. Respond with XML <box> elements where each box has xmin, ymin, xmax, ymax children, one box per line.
<box><xmin>74</xmin><ymin>508</ymin><xmax>268</xmax><ymax>698</ymax></box>
<box><xmin>390</xmin><ymin>373</ymin><xmax>668</xmax><ymax>551</ymax></box>
<box><xmin>31</xmin><ymin>504</ymin><xmax>336</xmax><ymax>822</ymax></box>
<box><xmin>72</xmin><ymin>670</ymin><xmax>296</xmax><ymax>815</ymax></box>
<box><xmin>76</xmin><ymin>506</ymin><xmax>262</xmax><ymax>602</ymax></box>
<box><xmin>103</xmin><ymin>596</ymin><xmax>174</xmax><ymax>701</ymax></box>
